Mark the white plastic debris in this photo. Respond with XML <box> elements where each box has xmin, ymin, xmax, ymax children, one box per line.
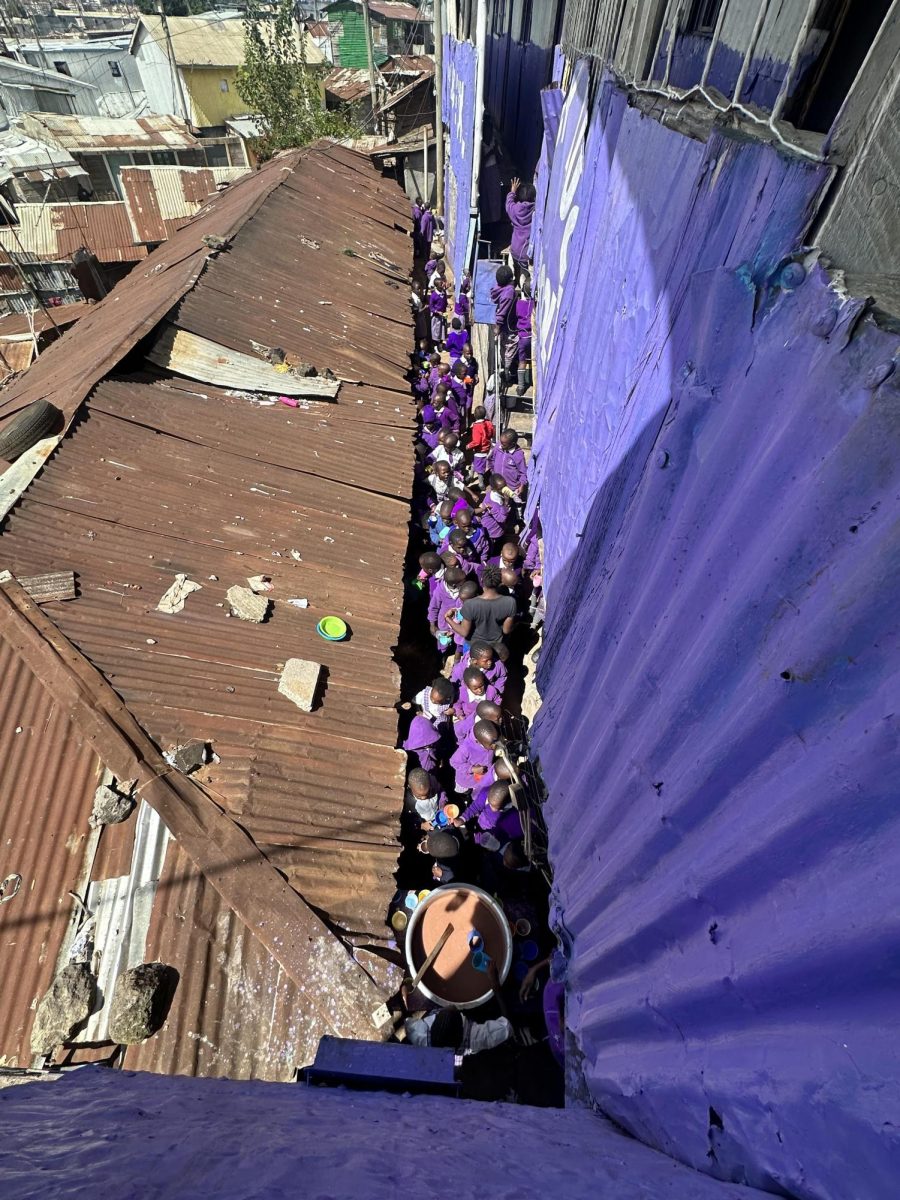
<box><xmin>287</xmin><ymin>598</ymin><xmax>309</xmax><ymax>609</ymax></box>
<box><xmin>156</xmin><ymin>574</ymin><xmax>202</xmax><ymax>614</ymax></box>
<box><xmin>290</xmin><ymin>549</ymin><xmax>303</xmax><ymax>561</ymax></box>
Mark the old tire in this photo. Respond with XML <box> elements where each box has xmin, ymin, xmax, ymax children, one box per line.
<box><xmin>0</xmin><ymin>400</ymin><xmax>62</xmax><ymax>462</ymax></box>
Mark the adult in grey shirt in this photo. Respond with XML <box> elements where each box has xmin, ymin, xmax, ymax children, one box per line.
<box><xmin>447</xmin><ymin>564</ymin><xmax>516</xmax><ymax>648</ymax></box>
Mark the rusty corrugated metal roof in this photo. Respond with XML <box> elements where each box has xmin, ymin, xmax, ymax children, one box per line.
<box><xmin>19</xmin><ymin>113</ymin><xmax>200</xmax><ymax>153</ymax></box>
<box><xmin>0</xmin><ymin>202</ymin><xmax>148</xmax><ymax>265</ymax></box>
<box><xmin>325</xmin><ymin>67</ymin><xmax>374</xmax><ymax>104</ymax></box>
<box><xmin>0</xmin><ymin>631</ymin><xmax>102</xmax><ymax>1066</ymax></box>
<box><xmin>0</xmin><ymin>301</ymin><xmax>94</xmax><ymax>341</ymax></box>
<box><xmin>0</xmin><ymin>152</ymin><xmax>303</xmax><ymax>428</ymax></box>
<box><xmin>0</xmin><ymin>143</ymin><xmax>414</xmax><ymax>1078</ymax></box>
<box><xmin>120</xmin><ymin>166</ymin><xmax>249</xmax><ymax>245</ymax></box>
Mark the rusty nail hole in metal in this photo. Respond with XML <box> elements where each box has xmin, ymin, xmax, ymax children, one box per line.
<box><xmin>780</xmin><ymin>670</ymin><xmax>793</xmax><ymax>681</ymax></box>
<box><xmin>849</xmin><ymin>525</ymin><xmax>859</xmax><ymax>533</ymax></box>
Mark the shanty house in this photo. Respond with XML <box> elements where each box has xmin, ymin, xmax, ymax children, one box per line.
<box><xmin>131</xmin><ymin>12</ymin><xmax>325</xmax><ymax>134</ymax></box>
<box><xmin>324</xmin><ymin>2</ymin><xmax>432</xmax><ymax>69</ymax></box>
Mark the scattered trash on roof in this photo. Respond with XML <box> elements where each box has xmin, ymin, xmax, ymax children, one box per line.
<box><xmin>156</xmin><ymin>573</ymin><xmax>202</xmax><ymax>614</ymax></box>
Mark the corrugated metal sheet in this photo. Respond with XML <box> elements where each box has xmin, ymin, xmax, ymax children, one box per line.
<box><xmin>0</xmin><ymin>152</ymin><xmax>306</xmax><ymax>429</ymax></box>
<box><xmin>0</xmin><ymin>301</ymin><xmax>93</xmax><ymax>340</ymax></box>
<box><xmin>122</xmin><ymin>841</ymin><xmax>333</xmax><ymax>1080</ymax></box>
<box><xmin>0</xmin><ymin>202</ymin><xmax>148</xmax><ymax>264</ymax></box>
<box><xmin>0</xmin><ymin>340</ymin><xmax>34</xmax><ymax>381</ymax></box>
<box><xmin>174</xmin><ymin>144</ymin><xmax>414</xmax><ymax>392</ymax></box>
<box><xmin>19</xmin><ymin>112</ymin><xmax>199</xmax><ymax>152</ymax></box>
<box><xmin>325</xmin><ymin>67</ymin><xmax>374</xmax><ymax>104</ymax></box>
<box><xmin>0</xmin><ymin>633</ymin><xmax>102</xmax><ymax>1066</ymax></box>
<box><xmin>134</xmin><ymin>14</ymin><xmax>324</xmax><ymax>67</ymax></box>
<box><xmin>0</xmin><ymin>380</ymin><xmax>412</xmax><ymax>909</ymax></box>
<box><xmin>120</xmin><ymin>166</ymin><xmax>249</xmax><ymax>245</ymax></box>
<box><xmin>529</xmin><ymin>71</ymin><xmax>899</xmax><ymax>1200</ymax></box>
<box><xmin>368</xmin><ymin>1</ymin><xmax>421</xmax><ymax>20</ymax></box>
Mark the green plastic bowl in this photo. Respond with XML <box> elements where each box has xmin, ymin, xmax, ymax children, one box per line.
<box><xmin>316</xmin><ymin>615</ymin><xmax>348</xmax><ymax>641</ymax></box>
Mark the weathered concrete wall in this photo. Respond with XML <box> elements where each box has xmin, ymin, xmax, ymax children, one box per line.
<box><xmin>529</xmin><ymin>64</ymin><xmax>900</xmax><ymax>1199</ymax></box>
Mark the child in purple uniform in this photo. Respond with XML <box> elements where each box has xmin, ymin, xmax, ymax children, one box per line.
<box><xmin>478</xmin><ymin>473</ymin><xmax>512</xmax><ymax>548</ymax></box>
<box><xmin>416</xmin><ymin>550</ymin><xmax>444</xmax><ymax>600</ymax></box>
<box><xmin>446</xmin><ymin>317</ymin><xmax>467</xmax><ymax>362</ymax></box>
<box><xmin>455</xmin><ymin>667</ymin><xmax>501</xmax><ymax>723</ymax></box>
<box><xmin>452</xmin><ymin>641</ymin><xmax>507</xmax><ymax>694</ymax></box>
<box><xmin>506</xmin><ymin>178</ymin><xmax>536</xmax><ymax>273</ymax></box>
<box><xmin>490</xmin><ymin>264</ymin><xmax>516</xmax><ymax>332</ymax></box>
<box><xmin>450</xmin><ymin>719</ymin><xmax>501</xmax><ymax>795</ymax></box>
<box><xmin>430</xmin><ymin>430</ymin><xmax>465</xmax><ymax>473</ymax></box>
<box><xmin>403</xmin><ymin>715</ymin><xmax>441</xmax><ymax>773</ymax></box>
<box><xmin>454</xmin><ymin>697</ymin><xmax>503</xmax><ymax>746</ymax></box>
<box><xmin>456</xmin><ymin>781</ymin><xmax>522</xmax><ymax>850</ymax></box>
<box><xmin>515</xmin><ymin>275</ymin><xmax>535</xmax><ymax>396</ymax></box>
<box><xmin>419</xmin><ymin>204</ymin><xmax>436</xmax><ymax>254</ymax></box>
<box><xmin>428</xmin><ymin>565</ymin><xmax>466</xmax><ymax>654</ymax></box>
<box><xmin>489</xmin><ymin>430</ymin><xmax>528</xmax><ymax>499</ymax></box>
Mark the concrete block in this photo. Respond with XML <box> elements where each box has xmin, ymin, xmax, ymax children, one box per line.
<box><xmin>278</xmin><ymin>657</ymin><xmax>321</xmax><ymax>712</ymax></box>
<box><xmin>227</xmin><ymin>585</ymin><xmax>270</xmax><ymax>622</ymax></box>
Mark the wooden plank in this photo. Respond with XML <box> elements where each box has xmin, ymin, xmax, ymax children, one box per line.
<box><xmin>147</xmin><ymin>324</ymin><xmax>341</xmax><ymax>398</ymax></box>
<box><xmin>826</xmin><ymin>0</ymin><xmax>900</xmax><ymax>162</ymax></box>
<box><xmin>0</xmin><ymin>435</ymin><xmax>61</xmax><ymax>527</ymax></box>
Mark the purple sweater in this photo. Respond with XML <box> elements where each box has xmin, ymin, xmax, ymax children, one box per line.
<box><xmin>452</xmin><ymin>652</ymin><xmax>507</xmax><ymax>692</ymax></box>
<box><xmin>516</xmin><ymin>297</ymin><xmax>534</xmax><ymax>339</ymax></box>
<box><xmin>428</xmin><ymin>579</ymin><xmax>462</xmax><ymax>632</ymax></box>
<box><xmin>489</xmin><ymin>445</ymin><xmax>528</xmax><ymax>491</ymax></box>
<box><xmin>506</xmin><ymin>192</ymin><xmax>535</xmax><ymax>262</ymax></box>
<box><xmin>480</xmin><ymin>491</ymin><xmax>510</xmax><ymax>540</ymax></box>
<box><xmin>490</xmin><ymin>282</ymin><xmax>515</xmax><ymax>331</ymax></box>
<box><xmin>446</xmin><ymin>328</ymin><xmax>467</xmax><ymax>359</ymax></box>
<box><xmin>429</xmin><ymin>289</ymin><xmax>447</xmax><ymax>316</ymax></box>
<box><xmin>450</xmin><ymin>733</ymin><xmax>495</xmax><ymax>793</ymax></box>
<box><xmin>419</xmin><ymin>210</ymin><xmax>435</xmax><ymax>244</ymax></box>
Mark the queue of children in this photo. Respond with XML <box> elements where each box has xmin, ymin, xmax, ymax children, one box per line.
<box><xmin>400</xmin><ymin>206</ymin><xmax>545</xmax><ymax>906</ymax></box>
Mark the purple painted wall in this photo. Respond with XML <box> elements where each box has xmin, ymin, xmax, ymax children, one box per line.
<box><xmin>485</xmin><ymin>33</ymin><xmax>555</xmax><ymax>174</ymax></box>
<box><xmin>531</xmin><ymin>71</ymin><xmax>900</xmax><ymax>1198</ymax></box>
<box><xmin>442</xmin><ymin>35</ymin><xmax>477</xmax><ymax>285</ymax></box>
<box><xmin>655</xmin><ymin>35</ymin><xmax>801</xmax><ymax>111</ymax></box>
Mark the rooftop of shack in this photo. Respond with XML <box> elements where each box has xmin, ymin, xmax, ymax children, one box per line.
<box><xmin>0</xmin><ymin>143</ymin><xmax>416</xmax><ymax>1080</ymax></box>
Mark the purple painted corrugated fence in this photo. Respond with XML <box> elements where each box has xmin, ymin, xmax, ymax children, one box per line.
<box><xmin>530</xmin><ymin>74</ymin><xmax>900</xmax><ymax>1198</ymax></box>
<box><xmin>442</xmin><ymin>35</ymin><xmax>477</xmax><ymax>285</ymax></box>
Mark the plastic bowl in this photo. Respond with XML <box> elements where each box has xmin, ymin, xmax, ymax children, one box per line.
<box><xmin>515</xmin><ymin>918</ymin><xmax>532</xmax><ymax>937</ymax></box>
<box><xmin>520</xmin><ymin>939</ymin><xmax>539</xmax><ymax>962</ymax></box>
<box><xmin>443</xmin><ymin>803</ymin><xmax>459</xmax><ymax>821</ymax></box>
<box><xmin>391</xmin><ymin>910</ymin><xmax>408</xmax><ymax>933</ymax></box>
<box><xmin>316</xmin><ymin>615</ymin><xmax>348</xmax><ymax>641</ymax></box>
<box><xmin>417</xmin><ymin>889</ymin><xmax>432</xmax><ymax>903</ymax></box>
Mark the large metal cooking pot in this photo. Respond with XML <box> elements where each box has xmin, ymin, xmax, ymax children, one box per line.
<box><xmin>405</xmin><ymin>883</ymin><xmax>513</xmax><ymax>1010</ymax></box>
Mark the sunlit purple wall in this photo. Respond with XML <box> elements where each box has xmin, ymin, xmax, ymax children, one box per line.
<box><xmin>530</xmin><ymin>66</ymin><xmax>900</xmax><ymax>1199</ymax></box>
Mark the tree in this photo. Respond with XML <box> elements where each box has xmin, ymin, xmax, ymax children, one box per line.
<box><xmin>136</xmin><ymin>0</ymin><xmax>206</xmax><ymax>14</ymax></box>
<box><xmin>236</xmin><ymin>0</ymin><xmax>351</xmax><ymax>160</ymax></box>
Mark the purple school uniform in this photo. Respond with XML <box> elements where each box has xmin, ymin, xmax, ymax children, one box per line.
<box><xmin>420</xmin><ymin>567</ymin><xmax>444</xmax><ymax>601</ymax></box>
<box><xmin>505</xmin><ymin>192</ymin><xmax>535</xmax><ymax>263</ymax></box>
<box><xmin>480</xmin><ymin>491</ymin><xmax>511</xmax><ymax>541</ymax></box>
<box><xmin>490</xmin><ymin>282</ymin><xmax>516</xmax><ymax>330</ymax></box>
<box><xmin>450</xmin><ymin>732</ymin><xmax>495</xmax><ymax>794</ymax></box>
<box><xmin>460</xmin><ymin>790</ymin><xmax>523</xmax><ymax>846</ymax></box>
<box><xmin>452</xmin><ymin>652</ymin><xmax>507</xmax><ymax>693</ymax></box>
<box><xmin>489</xmin><ymin>445</ymin><xmax>528</xmax><ymax>492</ymax></box>
<box><xmin>516</xmin><ymin>296</ymin><xmax>534</xmax><ymax>363</ymax></box>
<box><xmin>454</xmin><ymin>293</ymin><xmax>470</xmax><ymax>326</ymax></box>
<box><xmin>448</xmin><ymin>375</ymin><xmax>470</xmax><ymax>412</ymax></box>
<box><xmin>446</xmin><ymin>328</ymin><xmax>467</xmax><ymax>360</ymax></box>
<box><xmin>403</xmin><ymin>715</ymin><xmax>441</xmax><ymax>773</ymax></box>
<box><xmin>429</xmin><ymin>289</ymin><xmax>447</xmax><ymax>316</ymax></box>
<box><xmin>428</xmin><ymin>580</ymin><xmax>462</xmax><ymax>635</ymax></box>
<box><xmin>419</xmin><ymin>210</ymin><xmax>435</xmax><ymax>246</ymax></box>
